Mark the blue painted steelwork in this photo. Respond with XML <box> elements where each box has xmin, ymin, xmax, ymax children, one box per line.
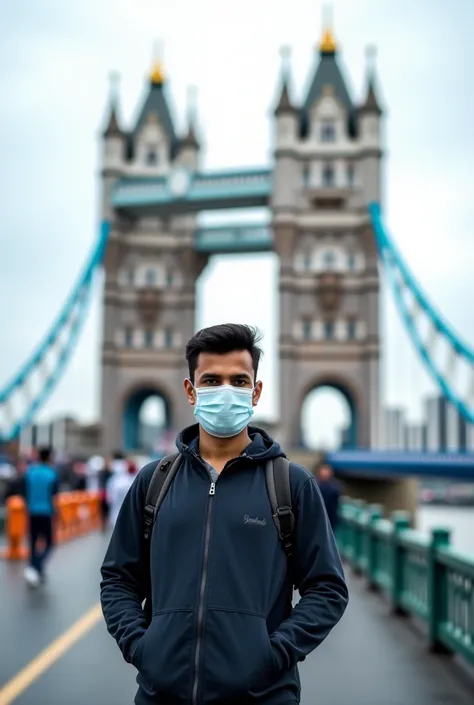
<box><xmin>0</xmin><ymin>221</ymin><xmax>109</xmax><ymax>443</ymax></box>
<box><xmin>370</xmin><ymin>203</ymin><xmax>474</xmax><ymax>425</ymax></box>
<box><xmin>111</xmin><ymin>167</ymin><xmax>272</xmax><ymax>211</ymax></box>
<box><xmin>195</xmin><ymin>224</ymin><xmax>272</xmax><ymax>253</ymax></box>
<box><xmin>326</xmin><ymin>449</ymin><xmax>474</xmax><ymax>481</ymax></box>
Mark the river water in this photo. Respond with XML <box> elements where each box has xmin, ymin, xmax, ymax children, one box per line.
<box><xmin>417</xmin><ymin>505</ymin><xmax>474</xmax><ymax>554</ymax></box>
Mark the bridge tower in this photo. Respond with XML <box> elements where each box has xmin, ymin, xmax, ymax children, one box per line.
<box><xmin>100</xmin><ymin>62</ymin><xmax>206</xmax><ymax>453</ymax></box>
<box><xmin>272</xmin><ymin>28</ymin><xmax>383</xmax><ymax>449</ymax></box>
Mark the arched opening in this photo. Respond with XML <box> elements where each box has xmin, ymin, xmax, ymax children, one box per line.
<box><xmin>301</xmin><ymin>384</ymin><xmax>356</xmax><ymax>450</ymax></box>
<box><xmin>123</xmin><ymin>388</ymin><xmax>171</xmax><ymax>452</ymax></box>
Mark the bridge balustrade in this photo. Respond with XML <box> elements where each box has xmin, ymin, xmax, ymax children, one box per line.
<box><xmin>338</xmin><ymin>501</ymin><xmax>474</xmax><ymax>665</ymax></box>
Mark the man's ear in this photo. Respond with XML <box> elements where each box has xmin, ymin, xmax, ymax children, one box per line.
<box><xmin>184</xmin><ymin>378</ymin><xmax>196</xmax><ymax>406</ymax></box>
<box><xmin>252</xmin><ymin>381</ymin><xmax>263</xmax><ymax>407</ymax></box>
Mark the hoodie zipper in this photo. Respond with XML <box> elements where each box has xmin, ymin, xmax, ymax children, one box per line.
<box><xmin>191</xmin><ymin>454</ymin><xmax>244</xmax><ymax>705</ymax></box>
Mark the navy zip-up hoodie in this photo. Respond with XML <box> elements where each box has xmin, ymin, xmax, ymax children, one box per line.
<box><xmin>100</xmin><ymin>425</ymin><xmax>348</xmax><ymax>705</ymax></box>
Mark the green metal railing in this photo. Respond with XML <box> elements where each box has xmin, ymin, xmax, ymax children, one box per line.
<box><xmin>337</xmin><ymin>500</ymin><xmax>474</xmax><ymax>665</ymax></box>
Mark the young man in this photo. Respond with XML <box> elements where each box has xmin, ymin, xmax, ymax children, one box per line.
<box><xmin>101</xmin><ymin>324</ymin><xmax>348</xmax><ymax>705</ymax></box>
<box><xmin>23</xmin><ymin>446</ymin><xmax>59</xmax><ymax>586</ymax></box>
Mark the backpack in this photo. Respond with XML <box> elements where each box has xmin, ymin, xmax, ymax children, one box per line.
<box><xmin>143</xmin><ymin>452</ymin><xmax>295</xmax><ymax>557</ymax></box>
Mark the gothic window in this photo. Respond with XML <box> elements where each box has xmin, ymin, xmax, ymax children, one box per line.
<box><xmin>323</xmin><ymin>320</ymin><xmax>334</xmax><ymax>339</ymax></box>
<box><xmin>145</xmin><ymin>267</ymin><xmax>157</xmax><ymax>287</ymax></box>
<box><xmin>321</xmin><ymin>122</ymin><xmax>335</xmax><ymax>143</ymax></box>
<box><xmin>323</xmin><ymin>249</ymin><xmax>336</xmax><ymax>270</ymax></box>
<box><xmin>347</xmin><ymin>319</ymin><xmax>356</xmax><ymax>340</ymax></box>
<box><xmin>164</xmin><ymin>327</ymin><xmax>173</xmax><ymax>349</ymax></box>
<box><xmin>322</xmin><ymin>163</ymin><xmax>335</xmax><ymax>187</ymax></box>
<box><xmin>127</xmin><ymin>268</ymin><xmax>135</xmax><ymax>286</ymax></box>
<box><xmin>302</xmin><ymin>320</ymin><xmax>312</xmax><ymax>341</ymax></box>
<box><xmin>347</xmin><ymin>163</ymin><xmax>355</xmax><ymax>187</ymax></box>
<box><xmin>144</xmin><ymin>329</ymin><xmax>154</xmax><ymax>348</ymax></box>
<box><xmin>124</xmin><ymin>328</ymin><xmax>133</xmax><ymax>348</ymax></box>
<box><xmin>303</xmin><ymin>253</ymin><xmax>312</xmax><ymax>271</ymax></box>
<box><xmin>165</xmin><ymin>268</ymin><xmax>174</xmax><ymax>287</ymax></box>
<box><xmin>302</xmin><ymin>164</ymin><xmax>311</xmax><ymax>188</ymax></box>
<box><xmin>347</xmin><ymin>252</ymin><xmax>356</xmax><ymax>271</ymax></box>
<box><xmin>146</xmin><ymin>147</ymin><xmax>158</xmax><ymax>166</ymax></box>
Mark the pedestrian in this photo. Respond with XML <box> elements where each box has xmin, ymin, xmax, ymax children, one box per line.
<box><xmin>101</xmin><ymin>323</ymin><xmax>348</xmax><ymax>705</ymax></box>
<box><xmin>106</xmin><ymin>458</ymin><xmax>138</xmax><ymax>528</ymax></box>
<box><xmin>98</xmin><ymin>458</ymin><xmax>113</xmax><ymax>532</ymax></box>
<box><xmin>317</xmin><ymin>461</ymin><xmax>342</xmax><ymax>532</ymax></box>
<box><xmin>22</xmin><ymin>446</ymin><xmax>59</xmax><ymax>587</ymax></box>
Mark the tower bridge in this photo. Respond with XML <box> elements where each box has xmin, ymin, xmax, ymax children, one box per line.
<box><xmin>100</xmin><ymin>24</ymin><xmax>382</xmax><ymax>454</ymax></box>
<box><xmin>1</xmin><ymin>21</ymin><xmax>474</xmax><ymax>475</ymax></box>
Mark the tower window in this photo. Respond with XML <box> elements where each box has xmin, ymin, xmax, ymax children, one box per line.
<box><xmin>165</xmin><ymin>268</ymin><xmax>174</xmax><ymax>287</ymax></box>
<box><xmin>302</xmin><ymin>320</ymin><xmax>312</xmax><ymax>341</ymax></box>
<box><xmin>347</xmin><ymin>163</ymin><xmax>355</xmax><ymax>186</ymax></box>
<box><xmin>144</xmin><ymin>329</ymin><xmax>154</xmax><ymax>348</ymax></box>
<box><xmin>322</xmin><ymin>163</ymin><xmax>335</xmax><ymax>187</ymax></box>
<box><xmin>302</xmin><ymin>164</ymin><xmax>311</xmax><ymax>188</ymax></box>
<box><xmin>126</xmin><ymin>268</ymin><xmax>135</xmax><ymax>286</ymax></box>
<box><xmin>321</xmin><ymin>122</ymin><xmax>335</xmax><ymax>142</ymax></box>
<box><xmin>164</xmin><ymin>328</ymin><xmax>173</xmax><ymax>349</ymax></box>
<box><xmin>146</xmin><ymin>148</ymin><xmax>158</xmax><ymax>166</ymax></box>
<box><xmin>303</xmin><ymin>253</ymin><xmax>312</xmax><ymax>271</ymax></box>
<box><xmin>347</xmin><ymin>319</ymin><xmax>356</xmax><ymax>340</ymax></box>
<box><xmin>323</xmin><ymin>250</ymin><xmax>336</xmax><ymax>270</ymax></box>
<box><xmin>323</xmin><ymin>320</ymin><xmax>334</xmax><ymax>339</ymax></box>
<box><xmin>347</xmin><ymin>253</ymin><xmax>356</xmax><ymax>271</ymax></box>
<box><xmin>124</xmin><ymin>328</ymin><xmax>133</xmax><ymax>348</ymax></box>
<box><xmin>145</xmin><ymin>267</ymin><xmax>157</xmax><ymax>287</ymax></box>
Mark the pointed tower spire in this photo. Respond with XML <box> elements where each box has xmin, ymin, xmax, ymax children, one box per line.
<box><xmin>181</xmin><ymin>85</ymin><xmax>200</xmax><ymax>149</ymax></box>
<box><xmin>320</xmin><ymin>4</ymin><xmax>337</xmax><ymax>55</ymax></box>
<box><xmin>274</xmin><ymin>46</ymin><xmax>297</xmax><ymax>116</ymax></box>
<box><xmin>360</xmin><ymin>45</ymin><xmax>382</xmax><ymax>115</ymax></box>
<box><xmin>103</xmin><ymin>71</ymin><xmax>123</xmax><ymax>137</ymax></box>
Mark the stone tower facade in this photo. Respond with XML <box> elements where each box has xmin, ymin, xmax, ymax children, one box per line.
<box><xmin>100</xmin><ymin>64</ymin><xmax>206</xmax><ymax>453</ymax></box>
<box><xmin>272</xmin><ymin>31</ymin><xmax>383</xmax><ymax>449</ymax></box>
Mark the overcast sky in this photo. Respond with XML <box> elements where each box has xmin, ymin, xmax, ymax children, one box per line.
<box><xmin>1</xmin><ymin>0</ymin><xmax>473</xmax><ymax>448</ymax></box>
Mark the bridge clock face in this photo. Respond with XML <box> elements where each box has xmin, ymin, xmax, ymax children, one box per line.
<box><xmin>169</xmin><ymin>169</ymin><xmax>190</xmax><ymax>198</ymax></box>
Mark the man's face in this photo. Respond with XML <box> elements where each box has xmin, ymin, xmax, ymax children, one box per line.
<box><xmin>184</xmin><ymin>350</ymin><xmax>263</xmax><ymax>407</ymax></box>
<box><xmin>319</xmin><ymin>465</ymin><xmax>333</xmax><ymax>481</ymax></box>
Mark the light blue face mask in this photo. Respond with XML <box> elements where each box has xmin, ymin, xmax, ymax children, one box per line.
<box><xmin>193</xmin><ymin>384</ymin><xmax>255</xmax><ymax>438</ymax></box>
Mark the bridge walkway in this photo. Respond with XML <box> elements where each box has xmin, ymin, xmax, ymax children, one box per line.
<box><xmin>0</xmin><ymin>533</ymin><xmax>472</xmax><ymax>705</ymax></box>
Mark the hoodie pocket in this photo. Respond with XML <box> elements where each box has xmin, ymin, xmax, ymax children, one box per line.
<box><xmin>136</xmin><ymin>609</ymin><xmax>194</xmax><ymax>702</ymax></box>
<box><xmin>203</xmin><ymin>609</ymin><xmax>281</xmax><ymax>702</ymax></box>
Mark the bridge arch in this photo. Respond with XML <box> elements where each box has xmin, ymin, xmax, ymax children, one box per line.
<box><xmin>299</xmin><ymin>375</ymin><xmax>360</xmax><ymax>450</ymax></box>
<box><xmin>121</xmin><ymin>380</ymin><xmax>174</xmax><ymax>452</ymax></box>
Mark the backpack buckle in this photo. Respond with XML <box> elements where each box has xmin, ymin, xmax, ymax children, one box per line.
<box><xmin>275</xmin><ymin>505</ymin><xmax>292</xmax><ymax>518</ymax></box>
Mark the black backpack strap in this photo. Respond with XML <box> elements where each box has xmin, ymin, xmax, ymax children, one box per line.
<box><xmin>266</xmin><ymin>457</ymin><xmax>295</xmax><ymax>560</ymax></box>
<box><xmin>143</xmin><ymin>452</ymin><xmax>182</xmax><ymax>541</ymax></box>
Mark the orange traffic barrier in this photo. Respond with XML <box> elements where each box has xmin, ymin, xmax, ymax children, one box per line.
<box><xmin>1</xmin><ymin>496</ymin><xmax>28</xmax><ymax>560</ymax></box>
<box><xmin>1</xmin><ymin>490</ymin><xmax>102</xmax><ymax>561</ymax></box>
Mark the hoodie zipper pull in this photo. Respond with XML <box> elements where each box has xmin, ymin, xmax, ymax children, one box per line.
<box><xmin>209</xmin><ymin>482</ymin><xmax>216</xmax><ymax>496</ymax></box>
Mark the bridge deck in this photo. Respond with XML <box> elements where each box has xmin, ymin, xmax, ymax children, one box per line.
<box><xmin>0</xmin><ymin>533</ymin><xmax>472</xmax><ymax>705</ymax></box>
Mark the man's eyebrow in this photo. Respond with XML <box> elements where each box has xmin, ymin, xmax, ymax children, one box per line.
<box><xmin>200</xmin><ymin>373</ymin><xmax>222</xmax><ymax>380</ymax></box>
<box><xmin>230</xmin><ymin>373</ymin><xmax>252</xmax><ymax>380</ymax></box>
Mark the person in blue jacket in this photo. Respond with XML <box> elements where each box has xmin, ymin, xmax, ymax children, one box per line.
<box><xmin>100</xmin><ymin>324</ymin><xmax>348</xmax><ymax>705</ymax></box>
<box><xmin>23</xmin><ymin>446</ymin><xmax>59</xmax><ymax>586</ymax></box>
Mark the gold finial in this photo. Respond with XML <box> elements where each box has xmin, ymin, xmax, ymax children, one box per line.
<box><xmin>150</xmin><ymin>40</ymin><xmax>165</xmax><ymax>85</ymax></box>
<box><xmin>320</xmin><ymin>4</ymin><xmax>337</xmax><ymax>53</ymax></box>
<box><xmin>151</xmin><ymin>61</ymin><xmax>164</xmax><ymax>84</ymax></box>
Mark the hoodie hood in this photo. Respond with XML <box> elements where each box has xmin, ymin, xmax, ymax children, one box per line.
<box><xmin>176</xmin><ymin>423</ymin><xmax>286</xmax><ymax>462</ymax></box>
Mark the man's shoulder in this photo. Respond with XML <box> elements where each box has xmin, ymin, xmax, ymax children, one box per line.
<box><xmin>287</xmin><ymin>461</ymin><xmax>315</xmax><ymax>496</ymax></box>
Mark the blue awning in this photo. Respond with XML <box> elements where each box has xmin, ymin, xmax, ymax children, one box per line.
<box><xmin>325</xmin><ymin>450</ymin><xmax>474</xmax><ymax>481</ymax></box>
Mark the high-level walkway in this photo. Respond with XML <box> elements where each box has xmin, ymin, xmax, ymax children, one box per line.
<box><xmin>0</xmin><ymin>533</ymin><xmax>473</xmax><ymax>705</ymax></box>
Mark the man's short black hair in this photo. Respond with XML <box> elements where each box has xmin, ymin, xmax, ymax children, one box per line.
<box><xmin>186</xmin><ymin>324</ymin><xmax>263</xmax><ymax>383</ymax></box>
<box><xmin>38</xmin><ymin>447</ymin><xmax>52</xmax><ymax>463</ymax></box>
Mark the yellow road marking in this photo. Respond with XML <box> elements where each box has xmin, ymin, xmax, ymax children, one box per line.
<box><xmin>0</xmin><ymin>603</ymin><xmax>103</xmax><ymax>705</ymax></box>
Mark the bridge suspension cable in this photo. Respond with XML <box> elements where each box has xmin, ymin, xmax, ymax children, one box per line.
<box><xmin>0</xmin><ymin>222</ymin><xmax>109</xmax><ymax>444</ymax></box>
<box><xmin>370</xmin><ymin>203</ymin><xmax>474</xmax><ymax>425</ymax></box>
